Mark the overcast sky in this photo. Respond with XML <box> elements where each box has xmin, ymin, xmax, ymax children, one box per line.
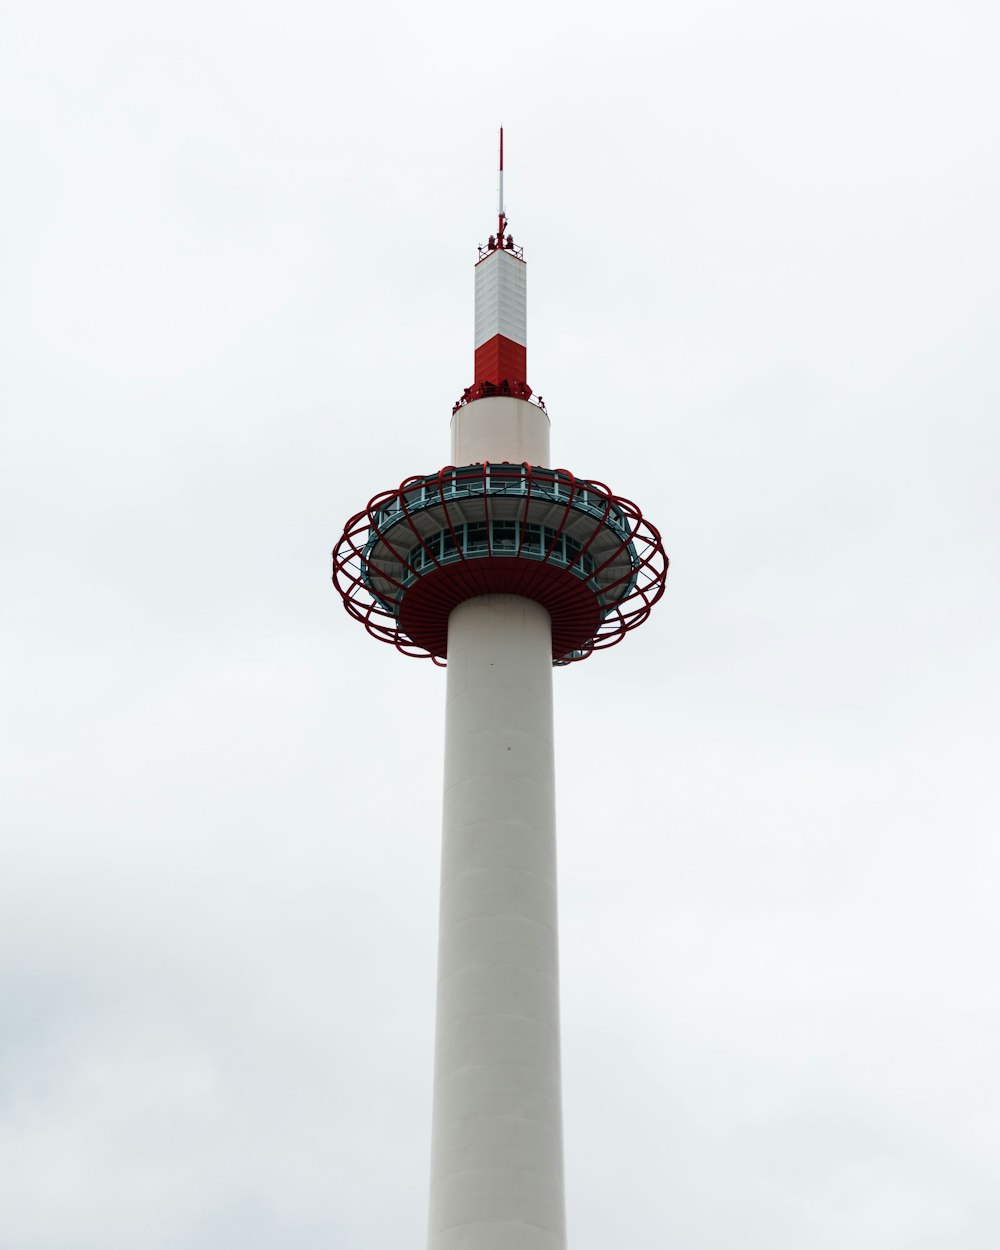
<box><xmin>2</xmin><ymin>1</ymin><xmax>998</xmax><ymax>1247</ymax></box>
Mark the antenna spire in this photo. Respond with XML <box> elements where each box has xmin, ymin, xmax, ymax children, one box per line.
<box><xmin>498</xmin><ymin>126</ymin><xmax>506</xmax><ymax>240</ymax></box>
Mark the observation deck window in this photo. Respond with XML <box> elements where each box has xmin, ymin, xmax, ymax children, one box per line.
<box><xmin>402</xmin><ymin>519</ymin><xmax>599</xmax><ymax>583</ymax></box>
<box><xmin>492</xmin><ymin>521</ymin><xmax>517</xmax><ymax>552</ymax></box>
<box><xmin>466</xmin><ymin>522</ymin><xmax>489</xmax><ymax>552</ymax></box>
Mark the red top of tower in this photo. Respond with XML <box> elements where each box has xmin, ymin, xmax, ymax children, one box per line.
<box><xmin>456</xmin><ymin>129</ymin><xmax>531</xmax><ymax>411</ymax></box>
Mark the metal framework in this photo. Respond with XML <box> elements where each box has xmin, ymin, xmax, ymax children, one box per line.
<box><xmin>332</xmin><ymin>461</ymin><xmax>668</xmax><ymax>665</ymax></box>
<box><xmin>452</xmin><ymin>377</ymin><xmax>533</xmax><ymax>414</ymax></box>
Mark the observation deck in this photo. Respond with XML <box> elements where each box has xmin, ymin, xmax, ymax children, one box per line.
<box><xmin>332</xmin><ymin>461</ymin><xmax>668</xmax><ymax>664</ymax></box>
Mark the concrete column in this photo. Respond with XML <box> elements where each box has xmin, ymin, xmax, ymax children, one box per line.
<box><xmin>428</xmin><ymin>594</ymin><xmax>566</xmax><ymax>1250</ymax></box>
<box><xmin>451</xmin><ymin>396</ymin><xmax>550</xmax><ymax>467</ymax></box>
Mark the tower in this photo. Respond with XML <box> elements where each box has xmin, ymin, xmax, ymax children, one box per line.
<box><xmin>332</xmin><ymin>133</ymin><xmax>668</xmax><ymax>1250</ymax></box>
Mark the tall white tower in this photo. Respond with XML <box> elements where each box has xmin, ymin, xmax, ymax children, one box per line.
<box><xmin>333</xmin><ymin>132</ymin><xmax>668</xmax><ymax>1250</ymax></box>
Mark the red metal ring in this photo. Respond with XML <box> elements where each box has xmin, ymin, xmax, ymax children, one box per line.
<box><xmin>332</xmin><ymin>464</ymin><xmax>668</xmax><ymax>664</ymax></box>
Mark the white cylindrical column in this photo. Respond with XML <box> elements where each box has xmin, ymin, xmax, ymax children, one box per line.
<box><xmin>451</xmin><ymin>396</ymin><xmax>550</xmax><ymax>467</ymax></box>
<box><xmin>428</xmin><ymin>594</ymin><xmax>565</xmax><ymax>1250</ymax></box>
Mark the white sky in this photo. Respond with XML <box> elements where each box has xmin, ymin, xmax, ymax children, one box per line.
<box><xmin>2</xmin><ymin>1</ymin><xmax>998</xmax><ymax>1247</ymax></box>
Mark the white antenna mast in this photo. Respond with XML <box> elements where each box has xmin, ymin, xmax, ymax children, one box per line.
<box><xmin>497</xmin><ymin>126</ymin><xmax>506</xmax><ymax>238</ymax></box>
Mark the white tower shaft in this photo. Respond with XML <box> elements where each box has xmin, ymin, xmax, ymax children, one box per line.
<box><xmin>429</xmin><ymin>596</ymin><xmax>565</xmax><ymax>1250</ymax></box>
<box><xmin>428</xmin><ymin>406</ymin><xmax>566</xmax><ymax>1249</ymax></box>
